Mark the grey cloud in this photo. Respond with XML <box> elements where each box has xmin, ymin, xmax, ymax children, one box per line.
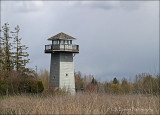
<box><xmin>1</xmin><ymin>1</ymin><xmax>159</xmax><ymax>81</ymax></box>
<box><xmin>2</xmin><ymin>1</ymin><xmax>44</xmax><ymax>13</ymax></box>
<box><xmin>75</xmin><ymin>1</ymin><xmax>146</xmax><ymax>11</ymax></box>
<box><xmin>79</xmin><ymin>1</ymin><xmax>120</xmax><ymax>10</ymax></box>
<box><xmin>120</xmin><ymin>2</ymin><xmax>141</xmax><ymax>11</ymax></box>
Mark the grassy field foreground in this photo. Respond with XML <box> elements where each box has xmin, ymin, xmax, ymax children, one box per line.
<box><xmin>0</xmin><ymin>94</ymin><xmax>159</xmax><ymax>114</ymax></box>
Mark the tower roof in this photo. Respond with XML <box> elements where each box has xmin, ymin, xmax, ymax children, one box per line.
<box><xmin>48</xmin><ymin>32</ymin><xmax>76</xmax><ymax>40</ymax></box>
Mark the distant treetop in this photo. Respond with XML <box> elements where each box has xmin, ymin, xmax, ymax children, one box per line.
<box><xmin>113</xmin><ymin>77</ymin><xmax>119</xmax><ymax>84</ymax></box>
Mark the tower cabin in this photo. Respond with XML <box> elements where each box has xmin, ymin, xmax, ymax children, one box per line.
<box><xmin>45</xmin><ymin>32</ymin><xmax>79</xmax><ymax>94</ymax></box>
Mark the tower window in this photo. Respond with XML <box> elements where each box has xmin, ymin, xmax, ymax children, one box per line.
<box><xmin>53</xmin><ymin>40</ymin><xmax>58</xmax><ymax>44</ymax></box>
<box><xmin>66</xmin><ymin>74</ymin><xmax>68</xmax><ymax>77</ymax></box>
<box><xmin>64</xmin><ymin>40</ymin><xmax>68</xmax><ymax>44</ymax></box>
<box><xmin>60</xmin><ymin>40</ymin><xmax>64</xmax><ymax>44</ymax></box>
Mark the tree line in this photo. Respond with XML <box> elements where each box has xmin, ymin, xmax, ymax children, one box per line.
<box><xmin>75</xmin><ymin>72</ymin><xmax>160</xmax><ymax>95</ymax></box>
<box><xmin>0</xmin><ymin>23</ymin><xmax>44</xmax><ymax>95</ymax></box>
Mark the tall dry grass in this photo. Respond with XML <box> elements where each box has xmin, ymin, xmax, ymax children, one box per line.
<box><xmin>0</xmin><ymin>93</ymin><xmax>159</xmax><ymax>114</ymax></box>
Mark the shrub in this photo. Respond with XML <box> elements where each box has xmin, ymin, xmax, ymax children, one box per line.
<box><xmin>18</xmin><ymin>78</ymin><xmax>44</xmax><ymax>94</ymax></box>
<box><xmin>30</xmin><ymin>80</ymin><xmax>44</xmax><ymax>93</ymax></box>
<box><xmin>109</xmin><ymin>84</ymin><xmax>122</xmax><ymax>94</ymax></box>
<box><xmin>85</xmin><ymin>83</ymin><xmax>97</xmax><ymax>93</ymax></box>
<box><xmin>0</xmin><ymin>80</ymin><xmax>8</xmax><ymax>95</ymax></box>
<box><xmin>0</xmin><ymin>71</ymin><xmax>44</xmax><ymax>95</ymax></box>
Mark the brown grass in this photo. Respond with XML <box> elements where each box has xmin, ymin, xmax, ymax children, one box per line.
<box><xmin>0</xmin><ymin>93</ymin><xmax>159</xmax><ymax>114</ymax></box>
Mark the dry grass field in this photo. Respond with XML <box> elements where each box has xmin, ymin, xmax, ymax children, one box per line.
<box><xmin>0</xmin><ymin>93</ymin><xmax>159</xmax><ymax>114</ymax></box>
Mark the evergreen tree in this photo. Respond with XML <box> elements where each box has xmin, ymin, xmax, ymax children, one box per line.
<box><xmin>91</xmin><ymin>77</ymin><xmax>97</xmax><ymax>85</ymax></box>
<box><xmin>0</xmin><ymin>23</ymin><xmax>14</xmax><ymax>78</ymax></box>
<box><xmin>0</xmin><ymin>29</ymin><xmax>2</xmax><ymax>75</ymax></box>
<box><xmin>113</xmin><ymin>77</ymin><xmax>119</xmax><ymax>84</ymax></box>
<box><xmin>11</xmin><ymin>25</ymin><xmax>29</xmax><ymax>72</ymax></box>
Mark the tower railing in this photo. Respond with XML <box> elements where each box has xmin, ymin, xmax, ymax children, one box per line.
<box><xmin>45</xmin><ymin>44</ymin><xmax>79</xmax><ymax>53</ymax></box>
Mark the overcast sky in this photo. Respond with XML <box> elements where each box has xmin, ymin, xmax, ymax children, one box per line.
<box><xmin>1</xmin><ymin>1</ymin><xmax>159</xmax><ymax>81</ymax></box>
